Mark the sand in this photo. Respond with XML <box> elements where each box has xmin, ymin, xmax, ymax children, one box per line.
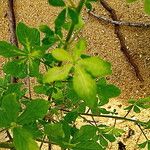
<box><xmin>0</xmin><ymin>0</ymin><xmax>150</xmax><ymax>149</ymax></box>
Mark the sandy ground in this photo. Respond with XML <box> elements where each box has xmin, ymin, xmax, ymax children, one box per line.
<box><xmin>0</xmin><ymin>0</ymin><xmax>150</xmax><ymax>149</ymax></box>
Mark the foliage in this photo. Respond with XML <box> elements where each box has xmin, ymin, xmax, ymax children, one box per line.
<box><xmin>0</xmin><ymin>0</ymin><xmax>149</xmax><ymax>150</ymax></box>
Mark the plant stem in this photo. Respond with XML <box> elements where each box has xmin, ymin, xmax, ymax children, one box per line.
<box><xmin>64</xmin><ymin>0</ymin><xmax>85</xmax><ymax>49</ymax></box>
<box><xmin>137</xmin><ymin>124</ymin><xmax>149</xmax><ymax>141</ymax></box>
<box><xmin>61</xmin><ymin>109</ymin><xmax>143</xmax><ymax>124</ymax></box>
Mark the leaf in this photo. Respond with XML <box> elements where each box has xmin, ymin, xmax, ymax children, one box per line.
<box><xmin>39</xmin><ymin>25</ymin><xmax>57</xmax><ymax>46</ymax></box>
<box><xmin>39</xmin><ymin>25</ymin><xmax>54</xmax><ymax>35</ymax></box>
<box><xmin>72</xmin><ymin>125</ymin><xmax>97</xmax><ymax>143</ymax></box>
<box><xmin>23</xmin><ymin>122</ymin><xmax>43</xmax><ymax>139</ymax></box>
<box><xmin>0</xmin><ymin>94</ymin><xmax>20</xmax><ymax>128</ymax></box>
<box><xmin>138</xmin><ymin>141</ymin><xmax>147</xmax><ymax>148</ymax></box>
<box><xmin>43</xmin><ymin>64</ymin><xmax>72</xmax><ymax>83</ymax></box>
<box><xmin>17</xmin><ymin>99</ymin><xmax>49</xmax><ymax>125</ymax></box>
<box><xmin>73</xmin><ymin>65</ymin><xmax>97</xmax><ymax>107</ymax></box>
<box><xmin>97</xmin><ymin>79</ymin><xmax>121</xmax><ymax>105</ymax></box>
<box><xmin>66</xmin><ymin>82</ymin><xmax>81</xmax><ymax>103</ymax></box>
<box><xmin>73</xmin><ymin>39</ymin><xmax>87</xmax><ymax>61</ymax></box>
<box><xmin>13</xmin><ymin>127</ymin><xmax>39</xmax><ymax>150</ymax></box>
<box><xmin>78</xmin><ymin>56</ymin><xmax>112</xmax><ymax>77</ymax></box>
<box><xmin>55</xmin><ymin>8</ymin><xmax>66</xmax><ymax>33</ymax></box>
<box><xmin>0</xmin><ymin>41</ymin><xmax>25</xmax><ymax>57</ymax></box>
<box><xmin>68</xmin><ymin>8</ymin><xmax>78</xmax><ymax>24</ymax></box>
<box><xmin>48</xmin><ymin>0</ymin><xmax>65</xmax><ymax>7</ymax></box>
<box><xmin>29</xmin><ymin>59</ymin><xmax>40</xmax><ymax>77</ymax></box>
<box><xmin>133</xmin><ymin>105</ymin><xmax>141</xmax><ymax>113</ymax></box>
<box><xmin>74</xmin><ymin>16</ymin><xmax>85</xmax><ymax>30</ymax></box>
<box><xmin>99</xmin><ymin>136</ymin><xmax>108</xmax><ymax>147</ymax></box>
<box><xmin>73</xmin><ymin>141</ymin><xmax>103</xmax><ymax>150</ymax></box>
<box><xmin>17</xmin><ymin>22</ymin><xmax>40</xmax><ymax>50</ymax></box>
<box><xmin>4</xmin><ymin>83</ymin><xmax>26</xmax><ymax>100</ymax></box>
<box><xmin>144</xmin><ymin>0</ymin><xmax>150</xmax><ymax>14</ymax></box>
<box><xmin>3</xmin><ymin>60</ymin><xmax>27</xmax><ymax>78</ymax></box>
<box><xmin>52</xmin><ymin>48</ymin><xmax>72</xmax><ymax>61</ymax></box>
<box><xmin>44</xmin><ymin>122</ymin><xmax>65</xmax><ymax>143</ymax></box>
<box><xmin>64</xmin><ymin>111</ymin><xmax>78</xmax><ymax>123</ymax></box>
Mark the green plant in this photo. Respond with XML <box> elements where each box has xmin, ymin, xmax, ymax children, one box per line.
<box><xmin>0</xmin><ymin>0</ymin><xmax>149</xmax><ymax>150</ymax></box>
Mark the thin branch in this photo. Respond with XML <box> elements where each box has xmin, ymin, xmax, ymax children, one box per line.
<box><xmin>8</xmin><ymin>0</ymin><xmax>18</xmax><ymax>83</ymax></box>
<box><xmin>6</xmin><ymin>130</ymin><xmax>12</xmax><ymax>141</ymax></box>
<box><xmin>137</xmin><ymin>123</ymin><xmax>149</xmax><ymax>141</ymax></box>
<box><xmin>90</xmin><ymin>0</ymin><xmax>144</xmax><ymax>82</ymax></box>
<box><xmin>60</xmin><ymin>109</ymin><xmax>143</xmax><ymax>124</ymax></box>
<box><xmin>88</xmin><ymin>11</ymin><xmax>150</xmax><ymax>28</ymax></box>
<box><xmin>7</xmin><ymin>0</ymin><xmax>18</xmax><ymax>46</ymax></box>
<box><xmin>39</xmin><ymin>135</ymin><xmax>46</xmax><ymax>149</ymax></box>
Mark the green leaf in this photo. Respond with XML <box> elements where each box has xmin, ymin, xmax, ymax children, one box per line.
<box><xmin>64</xmin><ymin>111</ymin><xmax>78</xmax><ymax>123</ymax></box>
<box><xmin>97</xmin><ymin>79</ymin><xmax>121</xmax><ymax>105</ymax></box>
<box><xmin>39</xmin><ymin>25</ymin><xmax>57</xmax><ymax>46</ymax></box>
<box><xmin>13</xmin><ymin>127</ymin><xmax>39</xmax><ymax>150</ymax></box>
<box><xmin>3</xmin><ymin>94</ymin><xmax>20</xmax><ymax>119</ymax></box>
<box><xmin>85</xmin><ymin>2</ymin><xmax>92</xmax><ymax>11</ymax></box>
<box><xmin>4</xmin><ymin>83</ymin><xmax>26</xmax><ymax>100</ymax></box>
<box><xmin>66</xmin><ymin>82</ymin><xmax>81</xmax><ymax>103</ymax></box>
<box><xmin>102</xmin><ymin>134</ymin><xmax>116</xmax><ymax>142</ymax></box>
<box><xmin>0</xmin><ymin>94</ymin><xmax>20</xmax><ymax>128</ymax></box>
<box><xmin>44</xmin><ymin>122</ymin><xmax>65</xmax><ymax>143</ymax></box>
<box><xmin>73</xmin><ymin>65</ymin><xmax>97</xmax><ymax>107</ymax></box>
<box><xmin>72</xmin><ymin>125</ymin><xmax>97</xmax><ymax>143</ymax></box>
<box><xmin>78</xmin><ymin>56</ymin><xmax>112</xmax><ymax>77</ymax></box>
<box><xmin>144</xmin><ymin>0</ymin><xmax>150</xmax><ymax>14</ymax></box>
<box><xmin>74</xmin><ymin>16</ymin><xmax>85</xmax><ymax>30</ymax></box>
<box><xmin>29</xmin><ymin>59</ymin><xmax>40</xmax><ymax>77</ymax></box>
<box><xmin>48</xmin><ymin>0</ymin><xmax>65</xmax><ymax>7</ymax></box>
<box><xmin>68</xmin><ymin>8</ymin><xmax>78</xmax><ymax>24</ymax></box>
<box><xmin>73</xmin><ymin>141</ymin><xmax>103</xmax><ymax>150</ymax></box>
<box><xmin>17</xmin><ymin>99</ymin><xmax>49</xmax><ymax>125</ymax></box>
<box><xmin>0</xmin><ymin>41</ymin><xmax>25</xmax><ymax>57</ymax></box>
<box><xmin>138</xmin><ymin>141</ymin><xmax>147</xmax><ymax>148</ymax></box>
<box><xmin>39</xmin><ymin>25</ymin><xmax>54</xmax><ymax>35</ymax></box>
<box><xmin>55</xmin><ymin>8</ymin><xmax>66</xmax><ymax>31</ymax></box>
<box><xmin>17</xmin><ymin>22</ymin><xmax>40</xmax><ymax>50</ymax></box>
<box><xmin>43</xmin><ymin>64</ymin><xmax>72</xmax><ymax>83</ymax></box>
<box><xmin>73</xmin><ymin>39</ymin><xmax>87</xmax><ymax>61</ymax></box>
<box><xmin>23</xmin><ymin>122</ymin><xmax>43</xmax><ymax>139</ymax></box>
<box><xmin>3</xmin><ymin>60</ymin><xmax>27</xmax><ymax>78</ymax></box>
<box><xmin>133</xmin><ymin>105</ymin><xmax>141</xmax><ymax>113</ymax></box>
<box><xmin>99</xmin><ymin>136</ymin><xmax>108</xmax><ymax>147</ymax></box>
<box><xmin>52</xmin><ymin>48</ymin><xmax>72</xmax><ymax>61</ymax></box>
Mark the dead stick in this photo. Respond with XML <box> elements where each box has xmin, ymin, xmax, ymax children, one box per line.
<box><xmin>99</xmin><ymin>0</ymin><xmax>144</xmax><ymax>82</ymax></box>
<box><xmin>7</xmin><ymin>0</ymin><xmax>18</xmax><ymax>83</ymax></box>
<box><xmin>88</xmin><ymin>11</ymin><xmax>150</xmax><ymax>28</ymax></box>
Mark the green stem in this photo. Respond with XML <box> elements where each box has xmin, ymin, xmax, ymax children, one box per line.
<box><xmin>64</xmin><ymin>0</ymin><xmax>85</xmax><ymax>49</ymax></box>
